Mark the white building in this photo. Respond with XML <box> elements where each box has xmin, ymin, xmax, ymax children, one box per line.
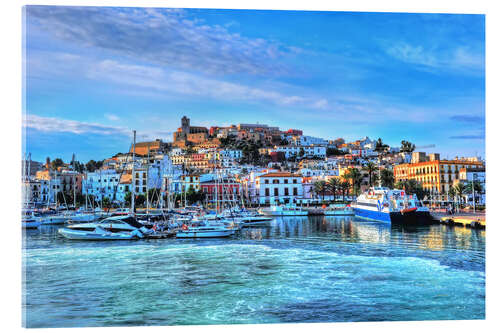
<box><xmin>288</xmin><ymin>135</ymin><xmax>328</xmax><ymax>146</ymax></box>
<box><xmin>254</xmin><ymin>172</ymin><xmax>303</xmax><ymax>204</ymax></box>
<box><xmin>271</xmin><ymin>145</ymin><xmax>326</xmax><ymax>159</ymax></box>
<box><xmin>83</xmin><ymin>169</ymin><xmax>121</xmax><ymax>201</ymax></box>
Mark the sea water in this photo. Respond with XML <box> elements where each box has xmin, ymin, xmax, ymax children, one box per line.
<box><xmin>22</xmin><ymin>216</ymin><xmax>485</xmax><ymax>327</ymax></box>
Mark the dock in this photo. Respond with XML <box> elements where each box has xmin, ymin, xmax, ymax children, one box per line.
<box><xmin>431</xmin><ymin>211</ymin><xmax>485</xmax><ymax>229</ymax></box>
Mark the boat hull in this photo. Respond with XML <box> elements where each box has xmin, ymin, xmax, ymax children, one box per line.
<box><xmin>324</xmin><ymin>209</ymin><xmax>354</xmax><ymax>216</ymax></box>
<box><xmin>259</xmin><ymin>209</ymin><xmax>308</xmax><ymax>216</ymax></box>
<box><xmin>353</xmin><ymin>207</ymin><xmax>418</xmax><ymax>224</ymax></box>
<box><xmin>22</xmin><ymin>220</ymin><xmax>41</xmax><ymax>229</ymax></box>
<box><xmin>58</xmin><ymin>228</ymin><xmax>139</xmax><ymax>240</ymax></box>
<box><xmin>40</xmin><ymin>216</ymin><xmax>68</xmax><ymax>225</ymax></box>
<box><xmin>176</xmin><ymin>230</ymin><xmax>233</xmax><ymax>238</ymax></box>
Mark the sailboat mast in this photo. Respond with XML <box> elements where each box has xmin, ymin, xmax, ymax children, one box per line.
<box><xmin>72</xmin><ymin>153</ymin><xmax>76</xmax><ymax>209</ymax></box>
<box><xmin>146</xmin><ymin>142</ymin><xmax>150</xmax><ymax>214</ymax></box>
<box><xmin>131</xmin><ymin>130</ymin><xmax>136</xmax><ymax>215</ymax></box>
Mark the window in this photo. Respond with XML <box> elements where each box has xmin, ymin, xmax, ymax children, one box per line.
<box><xmin>274</xmin><ymin>188</ymin><xmax>279</xmax><ymax>196</ymax></box>
<box><xmin>285</xmin><ymin>188</ymin><xmax>289</xmax><ymax>196</ymax></box>
<box><xmin>284</xmin><ymin>179</ymin><xmax>288</xmax><ymax>184</ymax></box>
<box><xmin>142</xmin><ymin>187</ymin><xmax>146</xmax><ymax>193</ymax></box>
<box><xmin>265</xmin><ymin>179</ymin><xmax>269</xmax><ymax>184</ymax></box>
<box><xmin>293</xmin><ymin>179</ymin><xmax>298</xmax><ymax>184</ymax></box>
<box><xmin>293</xmin><ymin>188</ymin><xmax>298</xmax><ymax>196</ymax></box>
<box><xmin>265</xmin><ymin>188</ymin><xmax>270</xmax><ymax>196</ymax></box>
<box><xmin>143</xmin><ymin>172</ymin><xmax>146</xmax><ymax>178</ymax></box>
<box><xmin>273</xmin><ymin>179</ymin><xmax>279</xmax><ymax>184</ymax></box>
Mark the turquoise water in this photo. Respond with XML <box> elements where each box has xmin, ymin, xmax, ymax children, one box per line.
<box><xmin>22</xmin><ymin>216</ymin><xmax>485</xmax><ymax>327</ymax></box>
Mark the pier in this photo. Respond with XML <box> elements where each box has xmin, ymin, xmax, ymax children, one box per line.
<box><xmin>431</xmin><ymin>211</ymin><xmax>485</xmax><ymax>229</ymax></box>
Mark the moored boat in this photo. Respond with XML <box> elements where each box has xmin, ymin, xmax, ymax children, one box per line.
<box><xmin>351</xmin><ymin>187</ymin><xmax>430</xmax><ymax>224</ymax></box>
<box><xmin>58</xmin><ymin>226</ymin><xmax>144</xmax><ymax>240</ymax></box>
<box><xmin>66</xmin><ymin>215</ymin><xmax>146</xmax><ymax>233</ymax></box>
<box><xmin>176</xmin><ymin>221</ymin><xmax>234</xmax><ymax>238</ymax></box>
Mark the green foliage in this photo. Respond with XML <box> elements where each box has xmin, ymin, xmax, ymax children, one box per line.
<box><xmin>362</xmin><ymin>162</ymin><xmax>378</xmax><ymax>187</ymax></box>
<box><xmin>339</xmin><ymin>181</ymin><xmax>350</xmax><ymax>201</ymax></box>
<box><xmin>85</xmin><ymin>159</ymin><xmax>103</xmax><ymax>172</ymax></box>
<box><xmin>374</xmin><ymin>138</ymin><xmax>389</xmax><ymax>154</ymax></box>
<box><xmin>327</xmin><ymin>178</ymin><xmax>340</xmax><ymax>201</ymax></box>
<box><xmin>326</xmin><ymin>147</ymin><xmax>347</xmax><ymax>156</ymax></box>
<box><xmin>51</xmin><ymin>158</ymin><xmax>64</xmax><ymax>170</ymax></box>
<box><xmin>313</xmin><ymin>180</ymin><xmax>327</xmax><ymax>200</ymax></box>
<box><xmin>101</xmin><ymin>196</ymin><xmax>111</xmax><ymax>208</ymax></box>
<box><xmin>394</xmin><ymin>179</ymin><xmax>427</xmax><ymax>200</ymax></box>
<box><xmin>135</xmin><ymin>194</ymin><xmax>146</xmax><ymax>207</ymax></box>
<box><xmin>380</xmin><ymin>168</ymin><xmax>394</xmax><ymax>188</ymax></box>
<box><xmin>464</xmin><ymin>181</ymin><xmax>483</xmax><ymax>194</ymax></box>
<box><xmin>124</xmin><ymin>191</ymin><xmax>132</xmax><ymax>205</ymax></box>
<box><xmin>400</xmin><ymin>140</ymin><xmax>416</xmax><ymax>153</ymax></box>
<box><xmin>343</xmin><ymin>168</ymin><xmax>363</xmax><ymax>196</ymax></box>
<box><xmin>185</xmin><ymin>187</ymin><xmax>206</xmax><ymax>205</ymax></box>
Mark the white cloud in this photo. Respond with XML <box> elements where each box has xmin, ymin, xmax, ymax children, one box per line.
<box><xmin>24</xmin><ymin>114</ymin><xmax>174</xmax><ymax>142</ymax></box>
<box><xmin>88</xmin><ymin>59</ymin><xmax>330</xmax><ymax>110</ymax></box>
<box><xmin>24</xmin><ymin>114</ymin><xmax>130</xmax><ymax>136</ymax></box>
<box><xmin>26</xmin><ymin>6</ymin><xmax>298</xmax><ymax>76</ymax></box>
<box><xmin>104</xmin><ymin>113</ymin><xmax>120</xmax><ymax>121</ymax></box>
<box><xmin>385</xmin><ymin>42</ymin><xmax>484</xmax><ymax>74</ymax></box>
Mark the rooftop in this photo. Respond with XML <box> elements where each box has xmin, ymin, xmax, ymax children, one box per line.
<box><xmin>258</xmin><ymin>172</ymin><xmax>301</xmax><ymax>178</ymax></box>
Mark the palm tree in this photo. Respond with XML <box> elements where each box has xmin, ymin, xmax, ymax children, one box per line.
<box><xmin>362</xmin><ymin>162</ymin><xmax>377</xmax><ymax>187</ymax></box>
<box><xmin>454</xmin><ymin>183</ymin><xmax>466</xmax><ymax>208</ymax></box>
<box><xmin>374</xmin><ymin>138</ymin><xmax>390</xmax><ymax>186</ymax></box>
<box><xmin>339</xmin><ymin>180</ymin><xmax>350</xmax><ymax>202</ymax></box>
<box><xmin>464</xmin><ymin>181</ymin><xmax>483</xmax><ymax>207</ymax></box>
<box><xmin>344</xmin><ymin>168</ymin><xmax>363</xmax><ymax>196</ymax></box>
<box><xmin>313</xmin><ymin>180</ymin><xmax>327</xmax><ymax>201</ymax></box>
<box><xmin>400</xmin><ymin>140</ymin><xmax>416</xmax><ymax>153</ymax></box>
<box><xmin>380</xmin><ymin>168</ymin><xmax>394</xmax><ymax>188</ymax></box>
<box><xmin>327</xmin><ymin>178</ymin><xmax>340</xmax><ymax>202</ymax></box>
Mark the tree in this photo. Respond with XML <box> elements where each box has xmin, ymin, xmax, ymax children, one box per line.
<box><xmin>326</xmin><ymin>147</ymin><xmax>346</xmax><ymax>156</ymax></box>
<box><xmin>400</xmin><ymin>140</ymin><xmax>416</xmax><ymax>153</ymax></box>
<box><xmin>124</xmin><ymin>191</ymin><xmax>132</xmax><ymax>206</ymax></box>
<box><xmin>374</xmin><ymin>138</ymin><xmax>389</xmax><ymax>155</ymax></box>
<box><xmin>380</xmin><ymin>169</ymin><xmax>394</xmax><ymax>188</ymax></box>
<box><xmin>453</xmin><ymin>183</ymin><xmax>466</xmax><ymax>208</ymax></box>
<box><xmin>339</xmin><ymin>181</ymin><xmax>350</xmax><ymax>202</ymax></box>
<box><xmin>343</xmin><ymin>168</ymin><xmax>363</xmax><ymax>196</ymax></box>
<box><xmin>101</xmin><ymin>196</ymin><xmax>111</xmax><ymax>209</ymax></box>
<box><xmin>395</xmin><ymin>179</ymin><xmax>426</xmax><ymax>200</ymax></box>
<box><xmin>135</xmin><ymin>194</ymin><xmax>146</xmax><ymax>207</ymax></box>
<box><xmin>298</xmin><ymin>148</ymin><xmax>305</xmax><ymax>159</ymax></box>
<box><xmin>327</xmin><ymin>178</ymin><xmax>340</xmax><ymax>202</ymax></box>
<box><xmin>362</xmin><ymin>162</ymin><xmax>377</xmax><ymax>187</ymax></box>
<box><xmin>85</xmin><ymin>160</ymin><xmax>98</xmax><ymax>172</ymax></box>
<box><xmin>51</xmin><ymin>158</ymin><xmax>64</xmax><ymax>170</ymax></box>
<box><xmin>185</xmin><ymin>187</ymin><xmax>205</xmax><ymax>205</ymax></box>
<box><xmin>313</xmin><ymin>180</ymin><xmax>327</xmax><ymax>201</ymax></box>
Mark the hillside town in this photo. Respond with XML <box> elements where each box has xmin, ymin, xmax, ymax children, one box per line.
<box><xmin>22</xmin><ymin>116</ymin><xmax>486</xmax><ymax>211</ymax></box>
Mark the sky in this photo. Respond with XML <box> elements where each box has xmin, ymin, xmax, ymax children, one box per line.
<box><xmin>23</xmin><ymin>6</ymin><xmax>485</xmax><ymax>163</ymax></box>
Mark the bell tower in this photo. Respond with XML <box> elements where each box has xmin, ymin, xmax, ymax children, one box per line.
<box><xmin>181</xmin><ymin>116</ymin><xmax>190</xmax><ymax>134</ymax></box>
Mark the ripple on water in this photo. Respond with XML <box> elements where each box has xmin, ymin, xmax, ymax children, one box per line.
<box><xmin>23</xmin><ymin>218</ymin><xmax>485</xmax><ymax>327</ymax></box>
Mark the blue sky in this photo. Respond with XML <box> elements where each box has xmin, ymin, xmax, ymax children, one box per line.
<box><xmin>23</xmin><ymin>6</ymin><xmax>485</xmax><ymax>163</ymax></box>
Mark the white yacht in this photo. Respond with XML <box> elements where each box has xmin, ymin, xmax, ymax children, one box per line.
<box><xmin>65</xmin><ymin>215</ymin><xmax>146</xmax><ymax>233</ymax></box>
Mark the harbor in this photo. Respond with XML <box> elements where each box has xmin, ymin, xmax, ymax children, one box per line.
<box><xmin>23</xmin><ymin>215</ymin><xmax>485</xmax><ymax>327</ymax></box>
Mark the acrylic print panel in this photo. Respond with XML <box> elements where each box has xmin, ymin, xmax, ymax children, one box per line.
<box><xmin>22</xmin><ymin>5</ymin><xmax>485</xmax><ymax>328</ymax></box>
